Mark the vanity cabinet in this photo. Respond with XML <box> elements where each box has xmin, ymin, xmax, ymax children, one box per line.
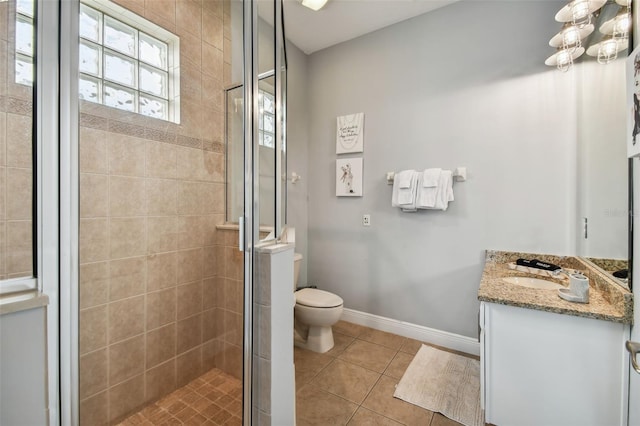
<box><xmin>480</xmin><ymin>302</ymin><xmax>630</xmax><ymax>426</ymax></box>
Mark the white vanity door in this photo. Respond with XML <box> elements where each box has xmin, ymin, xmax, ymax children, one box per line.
<box><xmin>630</xmin><ymin>298</ymin><xmax>640</xmax><ymax>425</ymax></box>
<box><xmin>628</xmin><ymin>155</ymin><xmax>640</xmax><ymax>425</ymax></box>
<box><xmin>483</xmin><ymin>302</ymin><xmax>629</xmax><ymax>426</ymax></box>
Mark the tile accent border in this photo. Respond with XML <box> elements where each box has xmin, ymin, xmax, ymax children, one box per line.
<box><xmin>340</xmin><ymin>308</ymin><xmax>480</xmax><ymax>357</ymax></box>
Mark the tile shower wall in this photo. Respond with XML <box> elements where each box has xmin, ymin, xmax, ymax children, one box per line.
<box><xmin>78</xmin><ymin>0</ymin><xmax>239</xmax><ymax>424</ymax></box>
<box><xmin>0</xmin><ymin>0</ymin><xmax>34</xmax><ymax>280</ymax></box>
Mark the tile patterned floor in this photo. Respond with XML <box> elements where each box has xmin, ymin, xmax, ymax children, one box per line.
<box><xmin>118</xmin><ymin>321</ymin><xmax>479</xmax><ymax>426</ymax></box>
<box><xmin>117</xmin><ymin>368</ymin><xmax>242</xmax><ymax>426</ymax></box>
<box><xmin>295</xmin><ymin>320</ymin><xmax>480</xmax><ymax>426</ymax></box>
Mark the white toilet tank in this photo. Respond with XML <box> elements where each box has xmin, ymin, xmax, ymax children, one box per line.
<box><xmin>293</xmin><ymin>252</ymin><xmax>303</xmax><ymax>290</ymax></box>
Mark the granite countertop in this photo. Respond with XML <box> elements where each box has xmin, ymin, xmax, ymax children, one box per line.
<box><xmin>478</xmin><ymin>250</ymin><xmax>633</xmax><ymax>324</ymax></box>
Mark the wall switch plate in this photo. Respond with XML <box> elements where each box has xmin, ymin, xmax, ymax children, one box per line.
<box><xmin>363</xmin><ymin>214</ymin><xmax>371</xmax><ymax>226</ymax></box>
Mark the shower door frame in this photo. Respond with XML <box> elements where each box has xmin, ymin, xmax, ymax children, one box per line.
<box><xmin>59</xmin><ymin>0</ymin><xmax>81</xmax><ymax>424</ymax></box>
<box><xmin>242</xmin><ymin>0</ymin><xmax>286</xmax><ymax>424</ymax></box>
<box><xmin>53</xmin><ymin>0</ymin><xmax>286</xmax><ymax>423</ymax></box>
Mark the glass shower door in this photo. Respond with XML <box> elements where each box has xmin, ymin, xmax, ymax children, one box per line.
<box><xmin>242</xmin><ymin>0</ymin><xmax>288</xmax><ymax>423</ymax></box>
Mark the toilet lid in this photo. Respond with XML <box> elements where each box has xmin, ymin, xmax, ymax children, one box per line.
<box><xmin>295</xmin><ymin>288</ymin><xmax>343</xmax><ymax>308</ymax></box>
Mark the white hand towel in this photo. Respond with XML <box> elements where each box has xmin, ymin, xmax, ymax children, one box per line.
<box><xmin>392</xmin><ymin>170</ymin><xmax>416</xmax><ymax>206</ymax></box>
<box><xmin>401</xmin><ymin>172</ymin><xmax>421</xmax><ymax>212</ymax></box>
<box><xmin>434</xmin><ymin>170</ymin><xmax>454</xmax><ymax>211</ymax></box>
<box><xmin>398</xmin><ymin>172</ymin><xmax>417</xmax><ymax>205</ymax></box>
<box><xmin>417</xmin><ymin>168</ymin><xmax>441</xmax><ymax>208</ymax></box>
<box><xmin>397</xmin><ymin>171</ymin><xmax>413</xmax><ymax>188</ymax></box>
<box><xmin>422</xmin><ymin>168</ymin><xmax>441</xmax><ymax>187</ymax></box>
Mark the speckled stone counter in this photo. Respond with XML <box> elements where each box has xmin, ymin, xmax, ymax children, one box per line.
<box><xmin>478</xmin><ymin>250</ymin><xmax>633</xmax><ymax>324</ymax></box>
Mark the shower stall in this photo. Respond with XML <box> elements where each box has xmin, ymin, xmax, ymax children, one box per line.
<box><xmin>66</xmin><ymin>0</ymin><xmax>288</xmax><ymax>423</ymax></box>
<box><xmin>0</xmin><ymin>0</ymin><xmax>288</xmax><ymax>421</ymax></box>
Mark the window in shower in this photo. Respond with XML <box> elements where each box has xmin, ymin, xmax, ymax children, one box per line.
<box><xmin>16</xmin><ymin>0</ymin><xmax>181</xmax><ymax>122</ymax></box>
<box><xmin>259</xmin><ymin>89</ymin><xmax>275</xmax><ymax>148</ymax></box>
<box><xmin>1</xmin><ymin>0</ymin><xmax>37</xmax><ymax>293</ymax></box>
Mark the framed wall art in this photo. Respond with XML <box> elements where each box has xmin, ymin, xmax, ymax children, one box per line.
<box><xmin>336</xmin><ymin>158</ymin><xmax>363</xmax><ymax>197</ymax></box>
<box><xmin>627</xmin><ymin>43</ymin><xmax>640</xmax><ymax>158</ymax></box>
<box><xmin>336</xmin><ymin>113</ymin><xmax>364</xmax><ymax>154</ymax></box>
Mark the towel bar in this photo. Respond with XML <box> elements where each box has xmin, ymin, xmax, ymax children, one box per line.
<box><xmin>386</xmin><ymin>167</ymin><xmax>467</xmax><ymax>185</ymax></box>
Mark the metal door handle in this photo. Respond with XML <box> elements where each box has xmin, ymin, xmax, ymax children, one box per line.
<box><xmin>627</xmin><ymin>340</ymin><xmax>640</xmax><ymax>374</ymax></box>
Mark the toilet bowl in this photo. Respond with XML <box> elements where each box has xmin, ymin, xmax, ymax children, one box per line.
<box><xmin>293</xmin><ymin>253</ymin><xmax>344</xmax><ymax>353</ymax></box>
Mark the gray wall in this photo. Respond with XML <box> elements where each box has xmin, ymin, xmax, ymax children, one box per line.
<box><xmin>305</xmin><ymin>0</ymin><xmax>577</xmax><ymax>338</ymax></box>
<box><xmin>576</xmin><ymin>60</ymin><xmax>628</xmax><ymax>259</ymax></box>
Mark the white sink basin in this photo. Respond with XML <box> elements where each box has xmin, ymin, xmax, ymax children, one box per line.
<box><xmin>501</xmin><ymin>276</ymin><xmax>564</xmax><ymax>290</ymax></box>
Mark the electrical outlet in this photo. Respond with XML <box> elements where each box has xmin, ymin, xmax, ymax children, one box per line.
<box><xmin>362</xmin><ymin>214</ymin><xmax>371</xmax><ymax>226</ymax></box>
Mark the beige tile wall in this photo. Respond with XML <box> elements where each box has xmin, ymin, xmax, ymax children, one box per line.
<box><xmin>0</xmin><ymin>0</ymin><xmax>35</xmax><ymax>280</ymax></box>
<box><xmin>78</xmin><ymin>0</ymin><xmax>238</xmax><ymax>424</ymax></box>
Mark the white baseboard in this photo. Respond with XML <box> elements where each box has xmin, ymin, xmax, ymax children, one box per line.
<box><xmin>340</xmin><ymin>308</ymin><xmax>480</xmax><ymax>357</ymax></box>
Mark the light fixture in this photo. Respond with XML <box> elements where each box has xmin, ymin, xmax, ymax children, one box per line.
<box><xmin>598</xmin><ymin>38</ymin><xmax>619</xmax><ymax>63</ymax></box>
<box><xmin>547</xmin><ymin>0</ymin><xmax>632</xmax><ymax>71</ymax></box>
<box><xmin>549</xmin><ymin>23</ymin><xmax>594</xmax><ymax>52</ymax></box>
<box><xmin>545</xmin><ymin>46</ymin><xmax>586</xmax><ymax>72</ymax></box>
<box><xmin>586</xmin><ymin>36</ymin><xmax>629</xmax><ymax>64</ymax></box>
<box><xmin>301</xmin><ymin>0</ymin><xmax>328</xmax><ymax>11</ymax></box>
<box><xmin>555</xmin><ymin>0</ymin><xmax>607</xmax><ymax>27</ymax></box>
<box><xmin>600</xmin><ymin>7</ymin><xmax>631</xmax><ymax>40</ymax></box>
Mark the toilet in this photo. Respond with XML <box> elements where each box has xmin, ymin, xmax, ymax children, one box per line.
<box><xmin>293</xmin><ymin>253</ymin><xmax>344</xmax><ymax>353</ymax></box>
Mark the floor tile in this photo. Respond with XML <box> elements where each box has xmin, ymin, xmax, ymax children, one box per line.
<box><xmin>333</xmin><ymin>320</ymin><xmax>368</xmax><ymax>338</ymax></box>
<box><xmin>326</xmin><ymin>331</ymin><xmax>356</xmax><ymax>357</ymax></box>
<box><xmin>362</xmin><ymin>375</ymin><xmax>433</xmax><ymax>425</ymax></box>
<box><xmin>431</xmin><ymin>412</ymin><xmax>466</xmax><ymax>426</ymax></box>
<box><xmin>347</xmin><ymin>407</ymin><xmax>404</xmax><ymax>425</ymax></box>
<box><xmin>383</xmin><ymin>351</ymin><xmax>414</xmax><ymax>380</ymax></box>
<box><xmin>399</xmin><ymin>338</ymin><xmax>424</xmax><ymax>355</ymax></box>
<box><xmin>338</xmin><ymin>339</ymin><xmax>397</xmax><ymax>373</ymax></box>
<box><xmin>294</xmin><ymin>346</ymin><xmax>333</xmax><ymax>388</ymax></box>
<box><xmin>358</xmin><ymin>328</ymin><xmax>407</xmax><ymax>350</ymax></box>
<box><xmin>116</xmin><ymin>368</ymin><xmax>242</xmax><ymax>425</ymax></box>
<box><xmin>311</xmin><ymin>358</ymin><xmax>381</xmax><ymax>404</ymax></box>
<box><xmin>120</xmin><ymin>329</ymin><xmax>468</xmax><ymax>426</ymax></box>
<box><xmin>296</xmin><ymin>384</ymin><xmax>359</xmax><ymax>426</ymax></box>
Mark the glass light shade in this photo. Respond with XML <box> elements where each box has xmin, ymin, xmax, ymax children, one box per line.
<box><xmin>549</xmin><ymin>23</ymin><xmax>593</xmax><ymax>48</ymax></box>
<box><xmin>557</xmin><ymin>50</ymin><xmax>574</xmax><ymax>71</ymax></box>
<box><xmin>545</xmin><ymin>46</ymin><xmax>585</xmax><ymax>72</ymax></box>
<box><xmin>555</xmin><ymin>0</ymin><xmax>606</xmax><ymax>25</ymax></box>
<box><xmin>572</xmin><ymin>0</ymin><xmax>590</xmax><ymax>21</ymax></box>
<box><xmin>598</xmin><ymin>39</ymin><xmax>619</xmax><ymax>64</ymax></box>
<box><xmin>586</xmin><ymin>37</ymin><xmax>628</xmax><ymax>61</ymax></box>
<box><xmin>561</xmin><ymin>27</ymin><xmax>581</xmax><ymax>54</ymax></box>
<box><xmin>600</xmin><ymin>8</ymin><xmax>631</xmax><ymax>40</ymax></box>
<box><xmin>301</xmin><ymin>0</ymin><xmax>328</xmax><ymax>11</ymax></box>
<box><xmin>615</xmin><ymin>13</ymin><xmax>631</xmax><ymax>34</ymax></box>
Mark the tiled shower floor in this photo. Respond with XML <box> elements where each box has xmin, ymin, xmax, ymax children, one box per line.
<box><xmin>117</xmin><ymin>369</ymin><xmax>242</xmax><ymax>425</ymax></box>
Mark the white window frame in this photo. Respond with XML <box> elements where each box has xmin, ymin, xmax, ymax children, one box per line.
<box><xmin>14</xmin><ymin>0</ymin><xmax>181</xmax><ymax>123</ymax></box>
<box><xmin>79</xmin><ymin>0</ymin><xmax>181</xmax><ymax>123</ymax></box>
<box><xmin>15</xmin><ymin>0</ymin><xmax>35</xmax><ymax>85</ymax></box>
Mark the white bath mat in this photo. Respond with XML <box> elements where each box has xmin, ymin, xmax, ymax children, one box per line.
<box><xmin>393</xmin><ymin>344</ymin><xmax>483</xmax><ymax>426</ymax></box>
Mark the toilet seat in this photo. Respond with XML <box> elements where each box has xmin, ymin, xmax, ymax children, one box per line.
<box><xmin>295</xmin><ymin>288</ymin><xmax>343</xmax><ymax>308</ymax></box>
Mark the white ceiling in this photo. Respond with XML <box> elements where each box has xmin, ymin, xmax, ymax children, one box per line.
<box><xmin>282</xmin><ymin>0</ymin><xmax>460</xmax><ymax>54</ymax></box>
